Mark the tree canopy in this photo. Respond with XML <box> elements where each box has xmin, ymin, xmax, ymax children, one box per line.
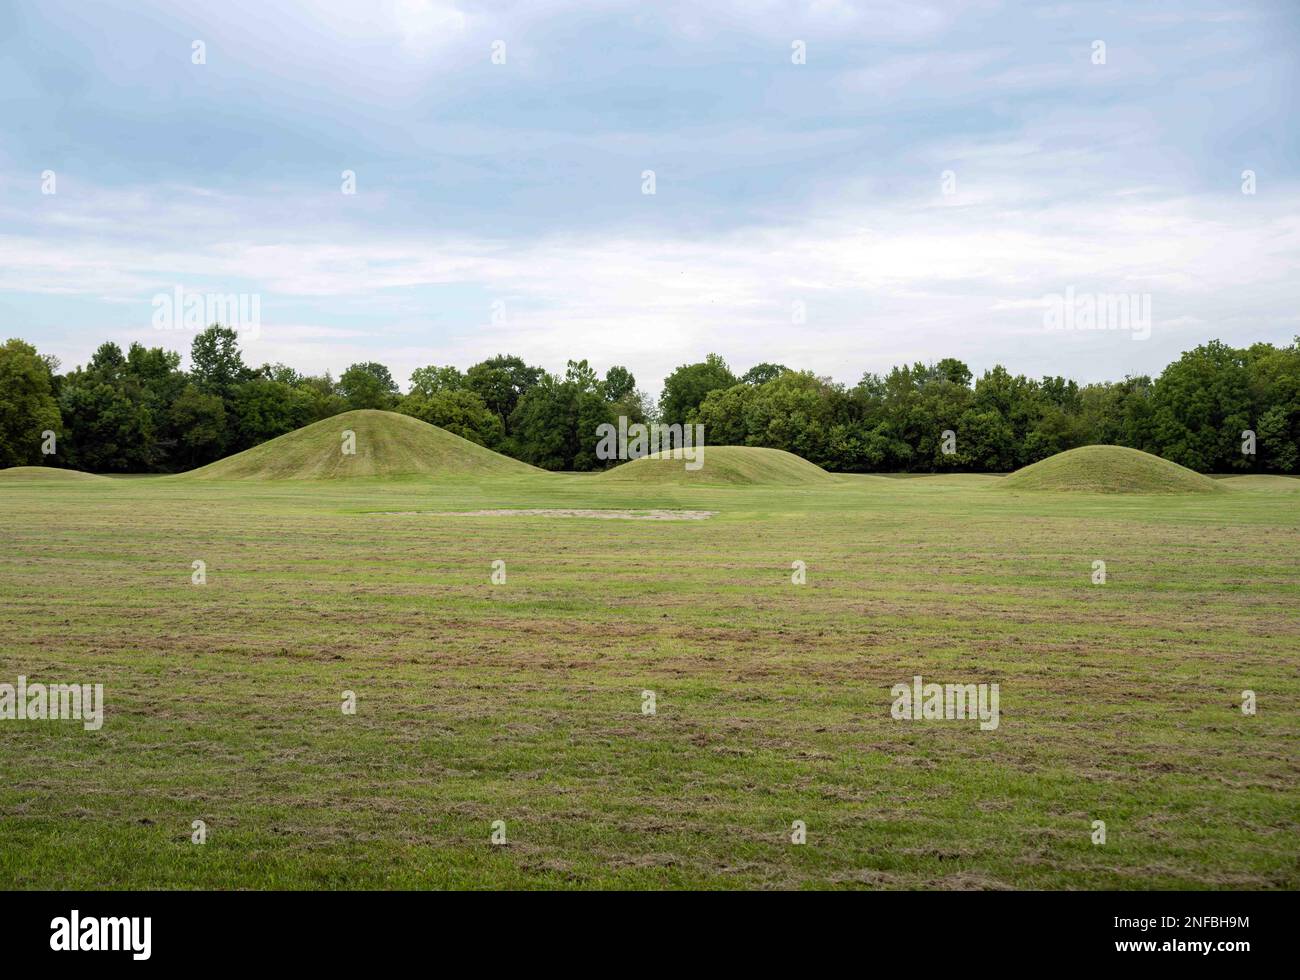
<box><xmin>4</xmin><ymin>329</ymin><xmax>1296</xmax><ymax>475</ymax></box>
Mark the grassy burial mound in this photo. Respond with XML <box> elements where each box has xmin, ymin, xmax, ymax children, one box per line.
<box><xmin>179</xmin><ymin>410</ymin><xmax>544</xmax><ymax>481</ymax></box>
<box><xmin>998</xmin><ymin>445</ymin><xmax>1224</xmax><ymax>494</ymax></box>
<box><xmin>599</xmin><ymin>445</ymin><xmax>836</xmax><ymax>486</ymax></box>
<box><xmin>0</xmin><ymin>466</ymin><xmax>109</xmax><ymax>483</ymax></box>
<box><xmin>1214</xmin><ymin>474</ymin><xmax>1300</xmax><ymax>492</ymax></box>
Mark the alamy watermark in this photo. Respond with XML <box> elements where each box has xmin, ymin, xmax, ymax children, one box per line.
<box><xmin>152</xmin><ymin>286</ymin><xmax>261</xmax><ymax>340</ymax></box>
<box><xmin>50</xmin><ymin>910</ymin><xmax>150</xmax><ymax>960</ymax></box>
<box><xmin>890</xmin><ymin>675</ymin><xmax>1000</xmax><ymax>731</ymax></box>
<box><xmin>0</xmin><ymin>676</ymin><xmax>104</xmax><ymax>731</ymax></box>
<box><xmin>1043</xmin><ymin>287</ymin><xmax>1150</xmax><ymax>341</ymax></box>
<box><xmin>595</xmin><ymin>416</ymin><xmax>705</xmax><ymax>471</ymax></box>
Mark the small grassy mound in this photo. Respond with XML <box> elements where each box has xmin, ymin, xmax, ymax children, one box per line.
<box><xmin>179</xmin><ymin>410</ymin><xmax>544</xmax><ymax>481</ymax></box>
<box><xmin>998</xmin><ymin>445</ymin><xmax>1223</xmax><ymax>494</ymax></box>
<box><xmin>599</xmin><ymin>445</ymin><xmax>834</xmax><ymax>486</ymax></box>
<box><xmin>1215</xmin><ymin>474</ymin><xmax>1300</xmax><ymax>491</ymax></box>
<box><xmin>0</xmin><ymin>466</ymin><xmax>109</xmax><ymax>483</ymax></box>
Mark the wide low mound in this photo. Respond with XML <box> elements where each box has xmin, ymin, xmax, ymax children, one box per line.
<box><xmin>0</xmin><ymin>466</ymin><xmax>109</xmax><ymax>483</ymax></box>
<box><xmin>179</xmin><ymin>410</ymin><xmax>544</xmax><ymax>481</ymax></box>
<box><xmin>998</xmin><ymin>445</ymin><xmax>1223</xmax><ymax>494</ymax></box>
<box><xmin>599</xmin><ymin>445</ymin><xmax>835</xmax><ymax>486</ymax></box>
<box><xmin>1214</xmin><ymin>474</ymin><xmax>1300</xmax><ymax>492</ymax></box>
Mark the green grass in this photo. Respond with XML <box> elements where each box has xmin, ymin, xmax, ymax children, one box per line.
<box><xmin>177</xmin><ymin>409</ymin><xmax>542</xmax><ymax>481</ymax></box>
<box><xmin>0</xmin><ymin>465</ymin><xmax>1296</xmax><ymax>889</ymax></box>
<box><xmin>998</xmin><ymin>445</ymin><xmax>1224</xmax><ymax>494</ymax></box>
<box><xmin>601</xmin><ymin>445</ymin><xmax>835</xmax><ymax>486</ymax></box>
<box><xmin>0</xmin><ymin>466</ymin><xmax>110</xmax><ymax>483</ymax></box>
<box><xmin>1213</xmin><ymin>474</ymin><xmax>1300</xmax><ymax>492</ymax></box>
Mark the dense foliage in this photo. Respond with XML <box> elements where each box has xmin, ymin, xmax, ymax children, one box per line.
<box><xmin>1</xmin><ymin>327</ymin><xmax>1295</xmax><ymax>473</ymax></box>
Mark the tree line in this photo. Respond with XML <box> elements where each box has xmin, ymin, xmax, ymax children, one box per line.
<box><xmin>1</xmin><ymin>327</ymin><xmax>1296</xmax><ymax>474</ymax></box>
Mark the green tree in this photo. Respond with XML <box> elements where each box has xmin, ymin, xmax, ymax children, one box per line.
<box><xmin>123</xmin><ymin>343</ymin><xmax>187</xmax><ymax>468</ymax></box>
<box><xmin>58</xmin><ymin>342</ymin><xmax>158</xmax><ymax>472</ymax></box>
<box><xmin>572</xmin><ymin>389</ymin><xmax>616</xmax><ymax>470</ymax></box>
<box><xmin>602</xmin><ymin>366</ymin><xmax>636</xmax><ymax>403</ymax></box>
<box><xmin>0</xmin><ymin>339</ymin><xmax>62</xmax><ymax>467</ymax></box>
<box><xmin>1243</xmin><ymin>340</ymin><xmax>1300</xmax><ymax>473</ymax></box>
<box><xmin>854</xmin><ymin>362</ymin><xmax>974</xmax><ymax>471</ymax></box>
<box><xmin>933</xmin><ymin>358</ymin><xmax>973</xmax><ymax>388</ymax></box>
<box><xmin>466</xmin><ymin>354</ymin><xmax>544</xmax><ymax>433</ymax></box>
<box><xmin>507</xmin><ymin>373</ymin><xmax>570</xmax><ymax>469</ymax></box>
<box><xmin>741</xmin><ymin>371</ymin><xmax>841</xmax><ymax>467</ymax></box>
<box><xmin>294</xmin><ymin>373</ymin><xmax>347</xmax><ymax>421</ymax></box>
<box><xmin>1078</xmin><ymin>377</ymin><xmax>1156</xmax><ymax>452</ymax></box>
<box><xmin>508</xmin><ymin>373</ymin><xmax>616</xmax><ymax>470</ymax></box>
<box><xmin>970</xmin><ymin>366</ymin><xmax>1044</xmax><ymax>469</ymax></box>
<box><xmin>338</xmin><ymin>362</ymin><xmax>399</xmax><ymax>410</ymax></box>
<box><xmin>18</xmin><ymin>335</ymin><xmax>1300</xmax><ymax>477</ymax></box>
<box><xmin>260</xmin><ymin>363</ymin><xmax>305</xmax><ymax>386</ymax></box>
<box><xmin>398</xmin><ymin>389</ymin><xmax>504</xmax><ymax>447</ymax></box>
<box><xmin>659</xmin><ymin>353</ymin><xmax>737</xmax><ymax>427</ymax></box>
<box><xmin>694</xmin><ymin>383</ymin><xmax>756</xmax><ymax>447</ymax></box>
<box><xmin>169</xmin><ymin>384</ymin><xmax>228</xmax><ymax>468</ymax></box>
<box><xmin>409</xmin><ymin>364</ymin><xmax>466</xmax><ymax>397</ymax></box>
<box><xmin>230</xmin><ymin>378</ymin><xmax>318</xmax><ymax>450</ymax></box>
<box><xmin>1151</xmin><ymin>341</ymin><xmax>1252</xmax><ymax>471</ymax></box>
<box><xmin>741</xmin><ymin>362</ymin><xmax>788</xmax><ymax>386</ymax></box>
<box><xmin>190</xmin><ymin>325</ymin><xmax>250</xmax><ymax>399</ymax></box>
<box><xmin>565</xmin><ymin>359</ymin><xmax>600</xmax><ymax>394</ymax></box>
<box><xmin>956</xmin><ymin>408</ymin><xmax>1016</xmax><ymax>471</ymax></box>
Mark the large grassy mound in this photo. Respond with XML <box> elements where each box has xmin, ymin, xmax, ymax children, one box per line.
<box><xmin>179</xmin><ymin>410</ymin><xmax>543</xmax><ymax>481</ymax></box>
<box><xmin>0</xmin><ymin>466</ymin><xmax>109</xmax><ymax>483</ymax></box>
<box><xmin>599</xmin><ymin>445</ymin><xmax>835</xmax><ymax>486</ymax></box>
<box><xmin>998</xmin><ymin>445</ymin><xmax>1223</xmax><ymax>494</ymax></box>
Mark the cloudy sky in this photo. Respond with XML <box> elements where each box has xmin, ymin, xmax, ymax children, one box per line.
<box><xmin>1</xmin><ymin>0</ymin><xmax>1297</xmax><ymax>395</ymax></box>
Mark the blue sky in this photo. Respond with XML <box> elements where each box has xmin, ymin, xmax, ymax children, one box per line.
<box><xmin>1</xmin><ymin>0</ymin><xmax>1297</xmax><ymax>396</ymax></box>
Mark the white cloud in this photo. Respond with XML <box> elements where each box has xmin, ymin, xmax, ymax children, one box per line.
<box><xmin>5</xmin><ymin>177</ymin><xmax>1297</xmax><ymax>391</ymax></box>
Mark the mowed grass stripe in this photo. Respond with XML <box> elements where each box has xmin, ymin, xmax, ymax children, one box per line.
<box><xmin>0</xmin><ymin>460</ymin><xmax>1296</xmax><ymax>889</ymax></box>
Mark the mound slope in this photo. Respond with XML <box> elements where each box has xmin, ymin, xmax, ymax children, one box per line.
<box><xmin>1214</xmin><ymin>474</ymin><xmax>1300</xmax><ymax>491</ymax></box>
<box><xmin>180</xmin><ymin>410</ymin><xmax>543</xmax><ymax>481</ymax></box>
<box><xmin>599</xmin><ymin>445</ymin><xmax>834</xmax><ymax>486</ymax></box>
<box><xmin>998</xmin><ymin>445</ymin><xmax>1223</xmax><ymax>494</ymax></box>
<box><xmin>0</xmin><ymin>466</ymin><xmax>109</xmax><ymax>483</ymax></box>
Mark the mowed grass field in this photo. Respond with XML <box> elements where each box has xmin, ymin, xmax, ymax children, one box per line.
<box><xmin>1</xmin><ymin>465</ymin><xmax>1297</xmax><ymax>889</ymax></box>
